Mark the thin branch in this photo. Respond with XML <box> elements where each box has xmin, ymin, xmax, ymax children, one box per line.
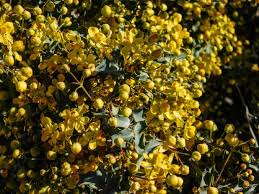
<box><xmin>236</xmin><ymin>85</ymin><xmax>259</xmax><ymax>148</ymax></box>
<box><xmin>214</xmin><ymin>151</ymin><xmax>232</xmax><ymax>185</ymax></box>
<box><xmin>68</xmin><ymin>71</ymin><xmax>93</xmax><ymax>101</ymax></box>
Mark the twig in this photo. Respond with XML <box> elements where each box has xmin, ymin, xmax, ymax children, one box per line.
<box><xmin>68</xmin><ymin>71</ymin><xmax>93</xmax><ymax>100</ymax></box>
<box><xmin>214</xmin><ymin>151</ymin><xmax>232</xmax><ymax>185</ymax></box>
<box><xmin>236</xmin><ymin>85</ymin><xmax>259</xmax><ymax>148</ymax></box>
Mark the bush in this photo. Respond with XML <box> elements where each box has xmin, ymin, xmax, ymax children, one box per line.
<box><xmin>0</xmin><ymin>0</ymin><xmax>258</xmax><ymax>193</ymax></box>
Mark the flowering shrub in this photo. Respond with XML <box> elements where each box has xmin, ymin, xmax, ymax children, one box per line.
<box><xmin>0</xmin><ymin>0</ymin><xmax>258</xmax><ymax>193</ymax></box>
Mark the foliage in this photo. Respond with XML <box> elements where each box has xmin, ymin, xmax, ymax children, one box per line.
<box><xmin>0</xmin><ymin>0</ymin><xmax>258</xmax><ymax>193</ymax></box>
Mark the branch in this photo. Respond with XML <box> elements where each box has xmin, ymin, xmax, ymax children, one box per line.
<box><xmin>214</xmin><ymin>151</ymin><xmax>232</xmax><ymax>185</ymax></box>
<box><xmin>236</xmin><ymin>85</ymin><xmax>259</xmax><ymax>148</ymax></box>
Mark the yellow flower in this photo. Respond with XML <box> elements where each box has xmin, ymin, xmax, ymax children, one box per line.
<box><xmin>88</xmin><ymin>27</ymin><xmax>100</xmax><ymax>38</ymax></box>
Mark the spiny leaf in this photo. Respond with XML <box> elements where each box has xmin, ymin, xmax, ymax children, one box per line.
<box><xmin>133</xmin><ymin>109</ymin><xmax>145</xmax><ymax>122</ymax></box>
<box><xmin>116</xmin><ymin>115</ymin><xmax>131</xmax><ymax>128</ymax></box>
<box><xmin>144</xmin><ymin>138</ymin><xmax>161</xmax><ymax>153</ymax></box>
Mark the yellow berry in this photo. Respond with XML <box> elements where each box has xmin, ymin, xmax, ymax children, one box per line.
<box><xmin>101</xmin><ymin>5</ymin><xmax>112</xmax><ymax>17</ymax></box>
<box><xmin>69</xmin><ymin>91</ymin><xmax>79</xmax><ymax>101</ymax></box>
<box><xmin>146</xmin><ymin>80</ymin><xmax>155</xmax><ymax>89</ymax></box>
<box><xmin>131</xmin><ymin>182</ymin><xmax>140</xmax><ymax>191</ymax></box>
<box><xmin>93</xmin><ymin>98</ymin><xmax>104</xmax><ymax>109</ymax></box>
<box><xmin>33</xmin><ymin>6</ymin><xmax>42</xmax><ymax>15</ymax></box>
<box><xmin>119</xmin><ymin>91</ymin><xmax>129</xmax><ymax>100</ymax></box>
<box><xmin>170</xmin><ymin>164</ymin><xmax>180</xmax><ymax>174</ymax></box>
<box><xmin>31</xmin><ymin>36</ymin><xmax>42</xmax><ymax>46</ymax></box>
<box><xmin>23</xmin><ymin>10</ymin><xmax>31</xmax><ymax>20</ymax></box>
<box><xmin>243</xmin><ymin>180</ymin><xmax>250</xmax><ymax>188</ymax></box>
<box><xmin>120</xmin><ymin>84</ymin><xmax>130</xmax><ymax>93</ymax></box>
<box><xmin>166</xmin><ymin>175</ymin><xmax>179</xmax><ymax>187</ymax></box>
<box><xmin>4</xmin><ymin>54</ymin><xmax>15</xmax><ymax>66</ymax></box>
<box><xmin>18</xmin><ymin>108</ymin><xmax>26</xmax><ymax>116</ymax></box>
<box><xmin>13</xmin><ymin>40</ymin><xmax>25</xmax><ymax>52</ymax></box>
<box><xmin>108</xmin><ymin>155</ymin><xmax>117</xmax><ymax>164</ymax></box>
<box><xmin>167</xmin><ymin>135</ymin><xmax>177</xmax><ymax>146</ymax></box>
<box><xmin>14</xmin><ymin>5</ymin><xmax>24</xmax><ymax>15</ymax></box>
<box><xmin>102</xmin><ymin>24</ymin><xmax>110</xmax><ymax>33</ymax></box>
<box><xmin>197</xmin><ymin>143</ymin><xmax>209</xmax><ymax>154</ymax></box>
<box><xmin>177</xmin><ymin>177</ymin><xmax>184</xmax><ymax>187</ymax></box>
<box><xmin>16</xmin><ymin>81</ymin><xmax>27</xmax><ymax>92</ymax></box>
<box><xmin>160</xmin><ymin>3</ymin><xmax>168</xmax><ymax>11</ymax></box>
<box><xmin>224</xmin><ymin>124</ymin><xmax>235</xmax><ymax>133</ymax></box>
<box><xmin>63</xmin><ymin>17</ymin><xmax>72</xmax><ymax>26</ymax></box>
<box><xmin>108</xmin><ymin>117</ymin><xmax>118</xmax><ymax>128</ymax></box>
<box><xmin>225</xmin><ymin>134</ymin><xmax>239</xmax><ymax>147</ymax></box>
<box><xmin>241</xmin><ymin>153</ymin><xmax>250</xmax><ymax>163</ymax></box>
<box><xmin>45</xmin><ymin>1</ymin><xmax>55</xmax><ymax>12</ymax></box>
<box><xmin>21</xmin><ymin>67</ymin><xmax>33</xmax><ymax>78</ymax></box>
<box><xmin>17</xmin><ymin>169</ymin><xmax>26</xmax><ymax>179</ymax></box>
<box><xmin>12</xmin><ymin>149</ymin><xmax>21</xmax><ymax>159</ymax></box>
<box><xmin>203</xmin><ymin>120</ymin><xmax>217</xmax><ymax>131</ymax></box>
<box><xmin>71</xmin><ymin>142</ymin><xmax>82</xmax><ymax>154</ymax></box>
<box><xmin>83</xmin><ymin>69</ymin><xmax>92</xmax><ymax>77</ymax></box>
<box><xmin>65</xmin><ymin>0</ymin><xmax>73</xmax><ymax>5</ymax></box>
<box><xmin>176</xmin><ymin>137</ymin><xmax>186</xmax><ymax>148</ymax></box>
<box><xmin>60</xmin><ymin>6</ymin><xmax>68</xmax><ymax>15</ymax></box>
<box><xmin>249</xmin><ymin>175</ymin><xmax>255</xmax><ymax>182</ymax></box>
<box><xmin>56</xmin><ymin>81</ymin><xmax>66</xmax><ymax>91</ymax></box>
<box><xmin>121</xmin><ymin>107</ymin><xmax>132</xmax><ymax>117</ymax></box>
<box><xmin>192</xmin><ymin>151</ymin><xmax>201</xmax><ymax>161</ymax></box>
<box><xmin>150</xmin><ymin>185</ymin><xmax>157</xmax><ymax>192</ymax></box>
<box><xmin>207</xmin><ymin>187</ymin><xmax>219</xmax><ymax>194</ymax></box>
<box><xmin>131</xmin><ymin>152</ymin><xmax>139</xmax><ymax>160</ymax></box>
<box><xmin>47</xmin><ymin>150</ymin><xmax>57</xmax><ymax>160</ymax></box>
<box><xmin>61</xmin><ymin>162</ymin><xmax>72</xmax><ymax>176</ymax></box>
<box><xmin>249</xmin><ymin>138</ymin><xmax>256</xmax><ymax>145</ymax></box>
<box><xmin>180</xmin><ymin>165</ymin><xmax>189</xmax><ymax>175</ymax></box>
<box><xmin>114</xmin><ymin>136</ymin><xmax>124</xmax><ymax>146</ymax></box>
<box><xmin>128</xmin><ymin>163</ymin><xmax>138</xmax><ymax>173</ymax></box>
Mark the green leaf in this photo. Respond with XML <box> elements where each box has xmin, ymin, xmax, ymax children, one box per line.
<box><xmin>248</xmin><ymin>164</ymin><xmax>259</xmax><ymax>172</ymax></box>
<box><xmin>111</xmin><ymin>105</ymin><xmax>119</xmax><ymax>116</ymax></box>
<box><xmin>200</xmin><ymin>169</ymin><xmax>208</xmax><ymax>187</ymax></box>
<box><xmin>111</xmin><ymin>128</ymin><xmax>134</xmax><ymax>148</ymax></box>
<box><xmin>133</xmin><ymin>122</ymin><xmax>144</xmax><ymax>137</ymax></box>
<box><xmin>133</xmin><ymin>109</ymin><xmax>145</xmax><ymax>122</ymax></box>
<box><xmin>144</xmin><ymin>139</ymin><xmax>161</xmax><ymax>153</ymax></box>
<box><xmin>133</xmin><ymin>122</ymin><xmax>146</xmax><ymax>145</ymax></box>
<box><xmin>175</xmin><ymin>53</ymin><xmax>187</xmax><ymax>61</ymax></box>
<box><xmin>116</xmin><ymin>115</ymin><xmax>130</xmax><ymax>128</ymax></box>
<box><xmin>95</xmin><ymin>59</ymin><xmax>107</xmax><ymax>72</ymax></box>
<box><xmin>244</xmin><ymin>184</ymin><xmax>258</xmax><ymax>194</ymax></box>
<box><xmin>138</xmin><ymin>71</ymin><xmax>149</xmax><ymax>81</ymax></box>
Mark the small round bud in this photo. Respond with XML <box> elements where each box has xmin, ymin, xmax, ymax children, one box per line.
<box><xmin>69</xmin><ymin>91</ymin><xmax>79</xmax><ymax>101</ymax></box>
<box><xmin>101</xmin><ymin>5</ymin><xmax>112</xmax><ymax>17</ymax></box>
<box><xmin>121</xmin><ymin>107</ymin><xmax>132</xmax><ymax>117</ymax></box>
<box><xmin>166</xmin><ymin>175</ymin><xmax>178</xmax><ymax>188</ymax></box>
<box><xmin>71</xmin><ymin>142</ymin><xmax>82</xmax><ymax>154</ymax></box>
<box><xmin>56</xmin><ymin>82</ymin><xmax>66</xmax><ymax>91</ymax></box>
<box><xmin>16</xmin><ymin>81</ymin><xmax>27</xmax><ymax>93</ymax></box>
<box><xmin>93</xmin><ymin>98</ymin><xmax>104</xmax><ymax>109</ymax></box>
<box><xmin>197</xmin><ymin>143</ymin><xmax>209</xmax><ymax>154</ymax></box>
<box><xmin>114</xmin><ymin>136</ymin><xmax>124</xmax><ymax>147</ymax></box>
<box><xmin>207</xmin><ymin>187</ymin><xmax>219</xmax><ymax>194</ymax></box>
<box><xmin>108</xmin><ymin>117</ymin><xmax>118</xmax><ymax>128</ymax></box>
<box><xmin>192</xmin><ymin>151</ymin><xmax>201</xmax><ymax>161</ymax></box>
<box><xmin>47</xmin><ymin>151</ymin><xmax>57</xmax><ymax>160</ymax></box>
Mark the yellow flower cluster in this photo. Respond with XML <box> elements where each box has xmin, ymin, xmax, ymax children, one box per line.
<box><xmin>0</xmin><ymin>0</ymin><xmax>258</xmax><ymax>193</ymax></box>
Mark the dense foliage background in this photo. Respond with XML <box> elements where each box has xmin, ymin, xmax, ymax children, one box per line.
<box><xmin>0</xmin><ymin>0</ymin><xmax>258</xmax><ymax>193</ymax></box>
